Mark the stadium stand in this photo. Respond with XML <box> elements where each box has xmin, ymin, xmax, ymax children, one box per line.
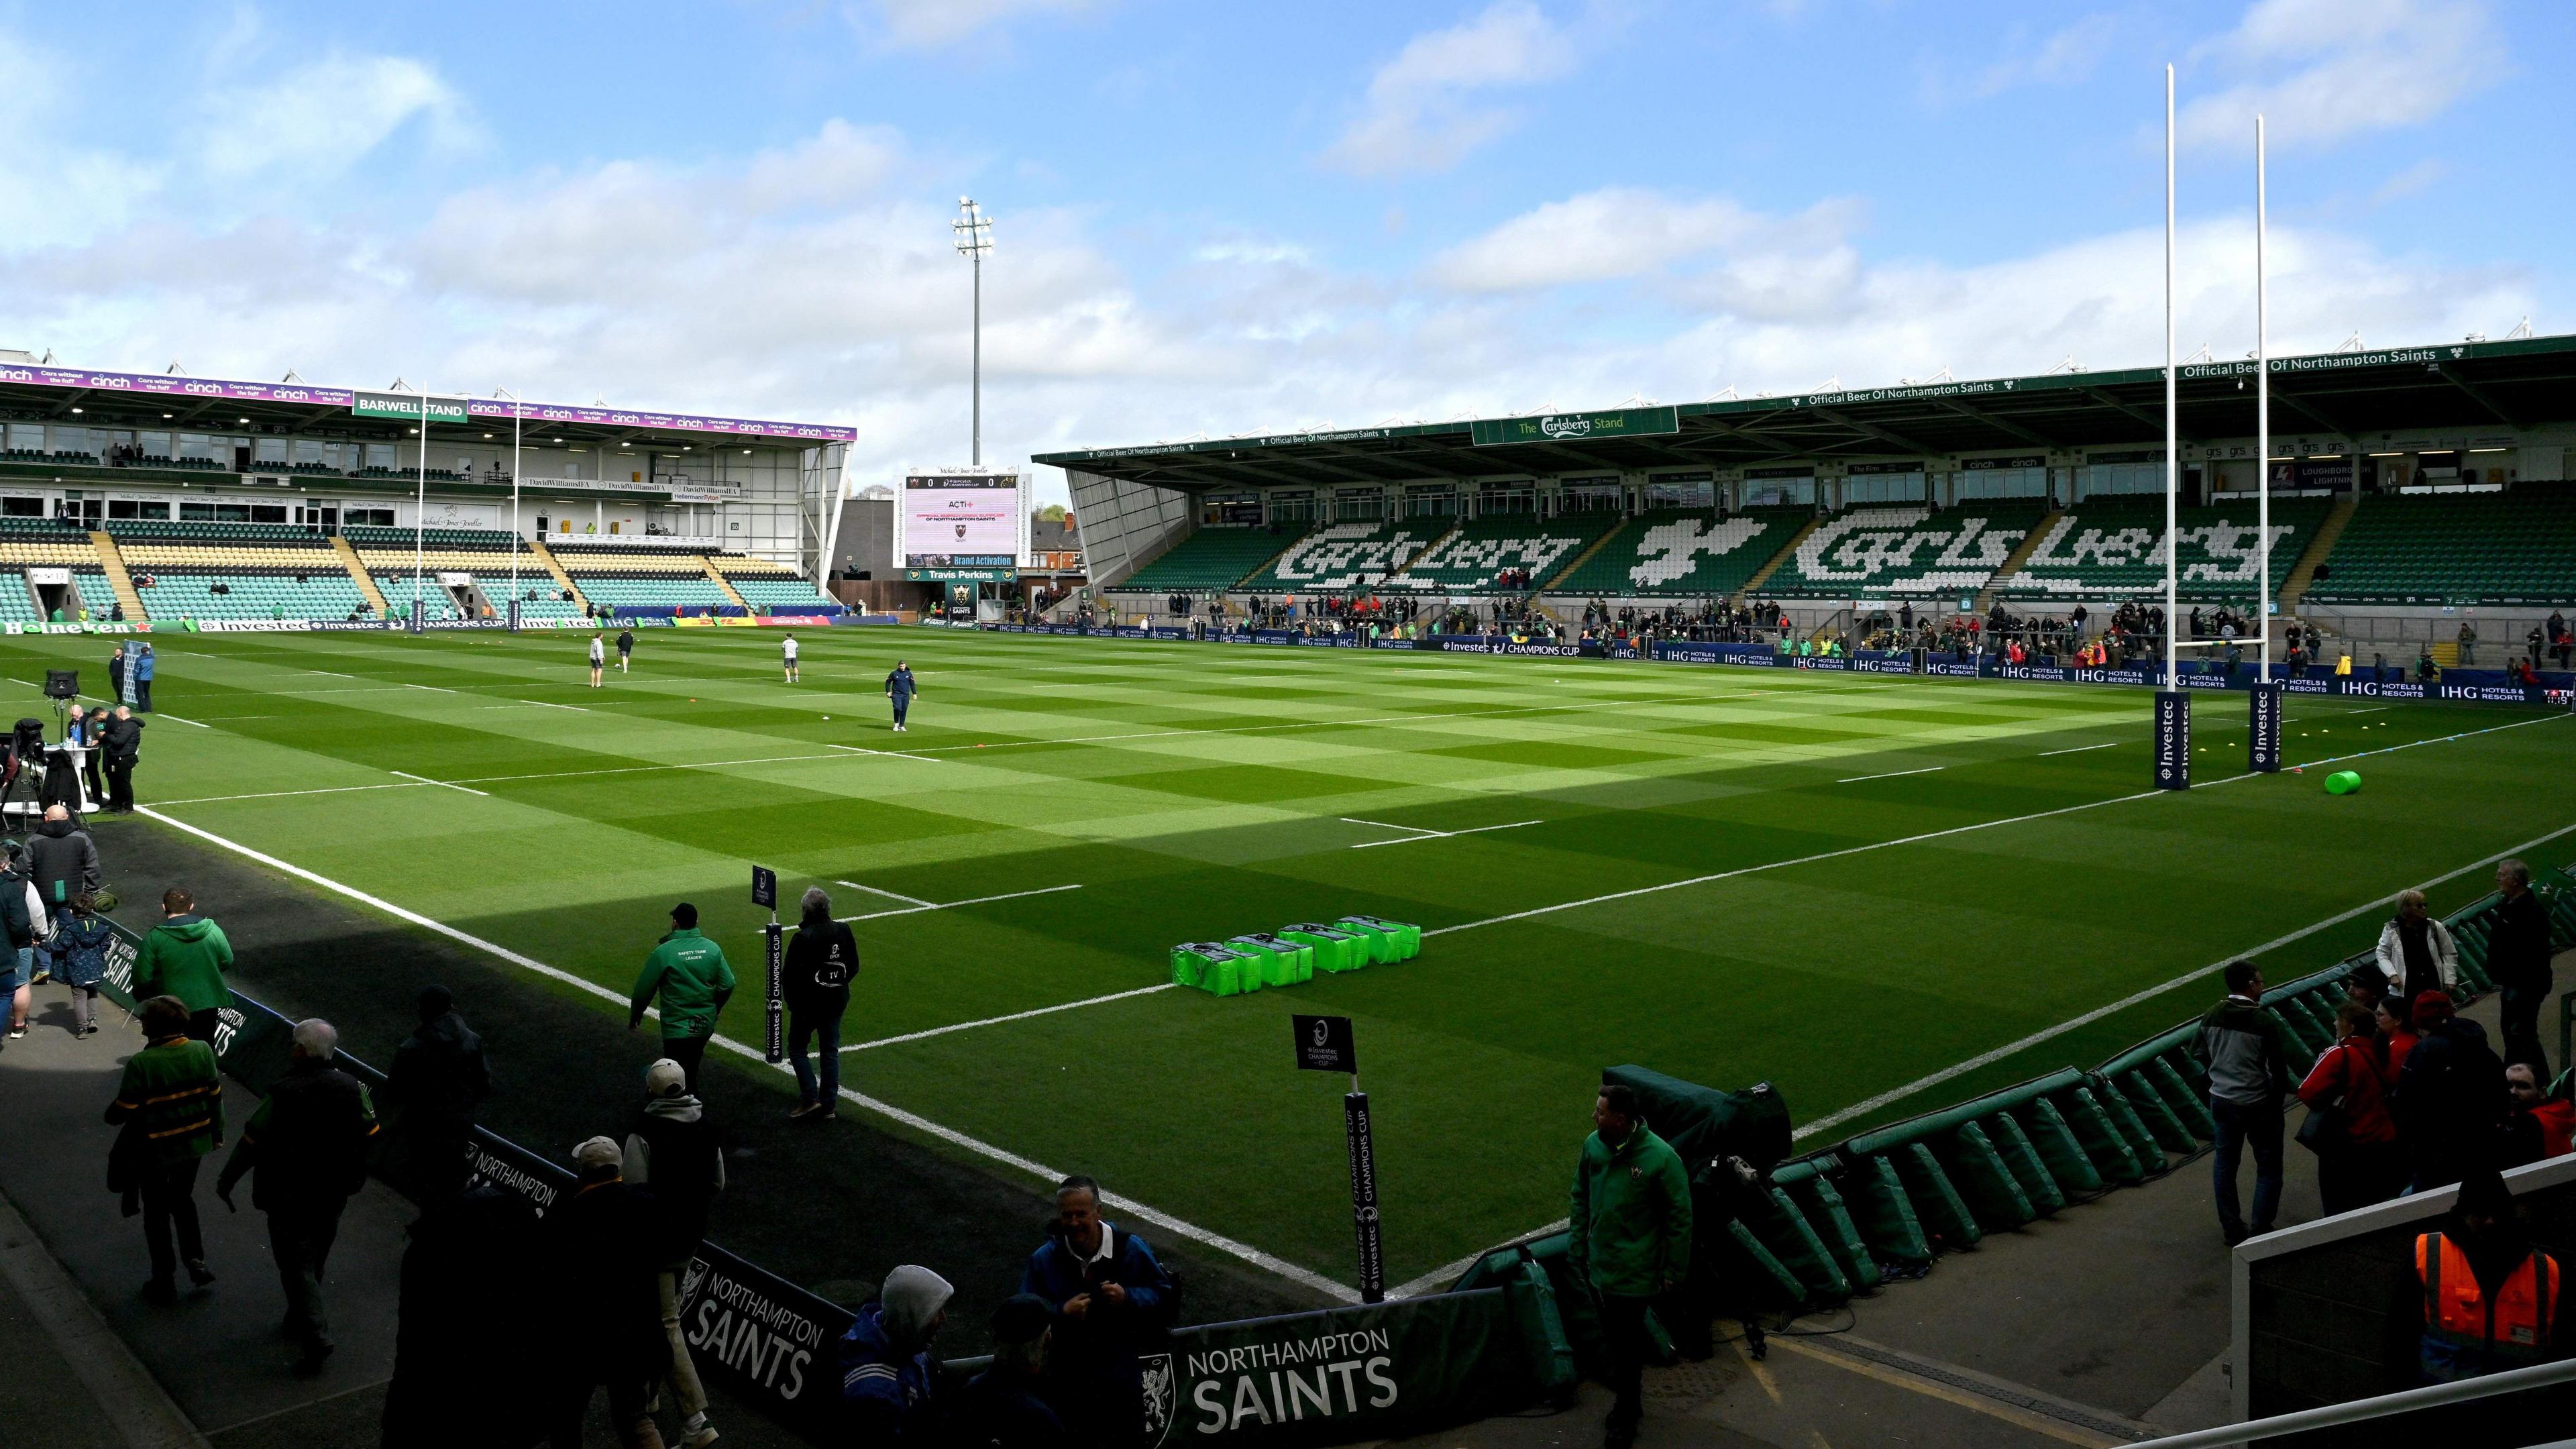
<box><xmin>1108</xmin><ymin>527</ymin><xmax>1290</xmax><ymax>592</ymax></box>
<box><xmin>1380</xmin><ymin>512</ymin><xmax>1621</xmax><ymax>592</ymax></box>
<box><xmin>138</xmin><ymin>570</ymin><xmax>374</xmax><ymax>621</ymax></box>
<box><xmin>72</xmin><ymin>570</ymin><xmax>115</xmax><ymax>616</ymax></box>
<box><xmin>2000</xmin><ymin>496</ymin><xmax>2330</xmax><ymax>600</ymax></box>
<box><xmin>727</xmin><ymin>577</ymin><xmax>840</xmax><ymax>612</ymax></box>
<box><xmin>1764</xmin><ymin>500</ymin><xmax>2048</xmax><ymax>597</ymax></box>
<box><xmin>104</xmin><ymin>520</ymin><xmax>321</xmax><ymax>543</ymax></box>
<box><xmin>0</xmin><ymin>574</ymin><xmax>44</xmax><ymax>625</ymax></box>
<box><xmin>570</xmin><ymin>574</ymin><xmax>735</xmax><ymax>610</ymax></box>
<box><xmin>2302</xmin><ymin>491</ymin><xmax>2576</xmax><ymax>606</ymax></box>
<box><xmin>1548</xmin><ymin>506</ymin><xmax>1811</xmax><ymax>596</ymax></box>
<box><xmin>343</xmin><ymin>525</ymin><xmax>527</xmax><ymax>551</ymax></box>
<box><xmin>1238</xmin><ymin>521</ymin><xmax>1444</xmax><ymax>592</ymax></box>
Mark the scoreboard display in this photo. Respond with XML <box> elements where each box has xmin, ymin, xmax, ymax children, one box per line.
<box><xmin>901</xmin><ymin>472</ymin><xmax>1022</xmax><ymax>568</ymax></box>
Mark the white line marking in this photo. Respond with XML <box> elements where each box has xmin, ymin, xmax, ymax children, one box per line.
<box><xmin>2039</xmin><ymin>742</ymin><xmax>2118</xmax><ymax>756</ymax></box>
<box><xmin>391</xmin><ymin>769</ymin><xmax>489</xmax><ymax>797</ymax></box>
<box><xmin>1349</xmin><ymin>820</ymin><xmax>1544</xmax><ymax>850</ymax></box>
<box><xmin>830</xmin><ymin>743</ymin><xmax>944</xmax><ymax>763</ymax></box>
<box><xmin>836</xmin><ymin>883</ymin><xmax>1083</xmax><ymax>922</ymax></box>
<box><xmin>835</xmin><ymin>879</ymin><xmax>937</xmax><ymax>908</ymax></box>
<box><xmin>840</xmin><ymin>983</ymin><xmax>1178</xmax><ymax>1053</ymax></box>
<box><xmin>154</xmin><ymin>782</ymin><xmax>432</xmax><ymax>806</ymax></box>
<box><xmin>402</xmin><ymin>682</ymin><xmax>460</xmax><ymax>695</ymax></box>
<box><xmin>1838</xmin><ymin>765</ymin><xmax>1943</xmax><ymax>784</ymax></box>
<box><xmin>1387</xmin><ymin>1219</ymin><xmax>1572</xmax><ymax>1301</ymax></box>
<box><xmin>126</xmin><ymin>806</ymin><xmax>1355</xmax><ymax>1304</ymax></box>
<box><xmin>1340</xmin><ymin>817</ymin><xmax>1439</xmax><ymax>837</ymax></box>
<box><xmin>148</xmin><ymin>710</ymin><xmax>209</xmax><ymax>728</ymax></box>
<box><xmin>516</xmin><ymin>698</ymin><xmax>591</xmax><ymax>712</ymax></box>
<box><xmin>1791</xmin><ymin>817</ymin><xmax>2576</xmax><ymax>1142</ymax></box>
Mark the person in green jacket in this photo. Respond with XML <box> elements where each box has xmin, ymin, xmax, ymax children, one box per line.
<box><xmin>1569</xmin><ymin>1083</ymin><xmax>1692</xmax><ymax>1449</ymax></box>
<box><xmin>132</xmin><ymin>888</ymin><xmax>234</xmax><ymax>1046</ymax></box>
<box><xmin>106</xmin><ymin>996</ymin><xmax>224</xmax><ymax>1303</ymax></box>
<box><xmin>630</xmin><ymin>902</ymin><xmax>734</xmax><ymax>1092</ymax></box>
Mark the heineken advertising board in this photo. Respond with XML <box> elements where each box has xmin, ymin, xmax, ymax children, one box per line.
<box><xmin>353</xmin><ymin>391</ymin><xmax>471</xmax><ymax>424</ymax></box>
<box><xmin>1469</xmin><ymin>407</ymin><xmax>1677</xmax><ymax>447</ymax></box>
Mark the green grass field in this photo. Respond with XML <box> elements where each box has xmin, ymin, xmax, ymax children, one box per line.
<box><xmin>16</xmin><ymin>626</ymin><xmax>2571</xmax><ymax>1299</ymax></box>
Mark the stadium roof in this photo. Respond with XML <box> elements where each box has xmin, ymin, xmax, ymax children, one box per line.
<box><xmin>1035</xmin><ymin>332</ymin><xmax>2576</xmax><ymax>492</ymax></box>
<box><xmin>0</xmin><ymin>356</ymin><xmax>855</xmax><ymax>449</ymax></box>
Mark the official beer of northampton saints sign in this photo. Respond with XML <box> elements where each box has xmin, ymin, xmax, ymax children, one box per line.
<box><xmin>352</xmin><ymin>391</ymin><xmax>470</xmax><ymax>424</ymax></box>
<box><xmin>1470</xmin><ymin>406</ymin><xmax>1678</xmax><ymax>447</ymax></box>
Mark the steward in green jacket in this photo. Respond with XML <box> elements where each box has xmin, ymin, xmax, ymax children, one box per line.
<box><xmin>133</xmin><ymin>890</ymin><xmax>234</xmax><ymax>1040</ymax></box>
<box><xmin>1568</xmin><ymin>1088</ymin><xmax>1694</xmax><ymax>1297</ymax></box>
<box><xmin>630</xmin><ymin>902</ymin><xmax>735</xmax><ymax>1091</ymax></box>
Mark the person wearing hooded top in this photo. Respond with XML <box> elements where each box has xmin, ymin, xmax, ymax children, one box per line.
<box><xmin>50</xmin><ymin>891</ymin><xmax>115</xmax><ymax>1038</ymax></box>
<box><xmin>384</xmin><ymin>1183</ymin><xmax>549</xmax><ymax>1448</ymax></box>
<box><xmin>133</xmin><ymin>887</ymin><xmax>231</xmax><ymax>1047</ymax></box>
<box><xmin>2394</xmin><ymin>991</ymin><xmax>2509</xmax><ymax>1194</ymax></box>
<box><xmin>549</xmin><ymin>1136</ymin><xmax>669</xmax><ymax>1449</ymax></box>
<box><xmin>386</xmin><ymin>985</ymin><xmax>491</xmax><ymax>1199</ymax></box>
<box><xmin>27</xmin><ymin>803</ymin><xmax>100</xmax><ymax>916</ymax></box>
<box><xmin>841</xmin><ymin>1263</ymin><xmax>954</xmax><ymax>1444</ymax></box>
<box><xmin>623</xmin><ymin>1059</ymin><xmax>724</xmax><ymax>1449</ymax></box>
<box><xmin>958</xmin><ymin>1294</ymin><xmax>1065</xmax><ymax>1449</ymax></box>
<box><xmin>784</xmin><ymin>886</ymin><xmax>859</xmax><ymax>1123</ymax></box>
<box><xmin>1020</xmin><ymin>1175</ymin><xmax>1177</xmax><ymax>1447</ymax></box>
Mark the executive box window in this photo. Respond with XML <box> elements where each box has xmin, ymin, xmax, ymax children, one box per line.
<box><xmin>107</xmin><ymin>498</ymin><xmax>173</xmax><ymax>520</ymax></box>
<box><xmin>0</xmin><ymin>497</ymin><xmax>42</xmax><ymax>517</ymax></box>
<box><xmin>1840</xmin><ymin>471</ymin><xmax>1925</xmax><ymax>505</ymax></box>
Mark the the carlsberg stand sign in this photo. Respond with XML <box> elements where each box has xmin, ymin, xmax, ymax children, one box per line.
<box><xmin>89</xmin><ymin>917</ymin><xmax>1556</xmax><ymax>1444</ymax></box>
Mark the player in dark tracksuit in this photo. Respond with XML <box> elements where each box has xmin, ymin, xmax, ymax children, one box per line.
<box><xmin>615</xmin><ymin>628</ymin><xmax>634</xmax><ymax>673</ymax></box>
<box><xmin>884</xmin><ymin>663</ymin><xmax>918</xmax><ymax>733</ymax></box>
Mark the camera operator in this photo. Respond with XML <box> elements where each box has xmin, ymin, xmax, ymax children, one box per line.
<box><xmin>1019</xmin><ymin>1175</ymin><xmax>1175</xmax><ymax>1446</ymax></box>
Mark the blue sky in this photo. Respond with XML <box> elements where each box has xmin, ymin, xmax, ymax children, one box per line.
<box><xmin>3</xmin><ymin>1</ymin><xmax>2565</xmax><ymax>502</ymax></box>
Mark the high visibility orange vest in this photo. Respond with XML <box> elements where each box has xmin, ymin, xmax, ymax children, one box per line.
<box><xmin>2418</xmin><ymin>1232</ymin><xmax>2557</xmax><ymax>1365</ymax></box>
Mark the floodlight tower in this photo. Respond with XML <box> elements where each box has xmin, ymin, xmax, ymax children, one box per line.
<box><xmin>953</xmin><ymin>197</ymin><xmax>995</xmax><ymax>466</ymax></box>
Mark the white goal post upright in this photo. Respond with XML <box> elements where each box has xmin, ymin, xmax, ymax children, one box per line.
<box><xmin>2152</xmin><ymin>63</ymin><xmax>2191</xmax><ymax>790</ymax></box>
<box><xmin>2256</xmin><ymin>113</ymin><xmax>2270</xmax><ymax>685</ymax></box>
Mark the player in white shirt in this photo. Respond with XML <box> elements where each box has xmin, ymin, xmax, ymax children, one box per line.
<box><xmin>588</xmin><ymin>631</ymin><xmax>606</xmax><ymax>688</ymax></box>
<box><xmin>782</xmin><ymin>633</ymin><xmax>800</xmax><ymax>684</ymax></box>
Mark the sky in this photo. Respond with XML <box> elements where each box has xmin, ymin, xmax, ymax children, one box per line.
<box><xmin>3</xmin><ymin>0</ymin><xmax>2567</xmax><ymax>504</ymax></box>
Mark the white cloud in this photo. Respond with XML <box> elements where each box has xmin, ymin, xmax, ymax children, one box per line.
<box><xmin>1960</xmin><ymin>13</ymin><xmax>2118</xmax><ymax>99</ymax></box>
<box><xmin>859</xmin><ymin>0</ymin><xmax>1097</xmax><ymax>49</ymax></box>
<box><xmin>2176</xmin><ymin>0</ymin><xmax>2502</xmax><ymax>150</ymax></box>
<box><xmin>1325</xmin><ymin>1</ymin><xmax>1580</xmax><ymax>176</ymax></box>
<box><xmin>201</xmin><ymin>51</ymin><xmax>472</xmax><ymax>177</ymax></box>
<box><xmin>0</xmin><ymin>27</ymin><xmax>167</xmax><ymax>250</ymax></box>
<box><xmin>1428</xmin><ymin>189</ymin><xmax>1861</xmax><ymax>293</ymax></box>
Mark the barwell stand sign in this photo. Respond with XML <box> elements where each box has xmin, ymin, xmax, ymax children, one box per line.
<box><xmin>753</xmin><ymin>865</ymin><xmax>783</xmax><ymax>1063</ymax></box>
<box><xmin>1292</xmin><ymin>1014</ymin><xmax>1383</xmax><ymax>1303</ymax></box>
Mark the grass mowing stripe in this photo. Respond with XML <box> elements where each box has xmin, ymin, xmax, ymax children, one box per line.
<box><xmin>130</xmin><ymin>804</ymin><xmax>1362</xmax><ymax>1305</ymax></box>
<box><xmin>390</xmin><ymin>770</ymin><xmax>489</xmax><ymax>797</ymax></box>
<box><xmin>1348</xmin><ymin>820</ymin><xmax>1544</xmax><ymax>849</ymax></box>
<box><xmin>835</xmin><ymin>883</ymin><xmax>1083</xmax><ymax>922</ymax></box>
<box><xmin>1790</xmin><ymin>816</ymin><xmax>2576</xmax><ymax>1142</ymax></box>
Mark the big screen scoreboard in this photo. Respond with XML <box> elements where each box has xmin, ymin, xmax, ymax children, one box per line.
<box><xmin>901</xmin><ymin>472</ymin><xmax>1024</xmax><ymax>569</ymax></box>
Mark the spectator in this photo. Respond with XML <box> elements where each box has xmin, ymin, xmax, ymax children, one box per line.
<box><xmin>50</xmin><ymin>891</ymin><xmax>115</xmax><ymax>1038</ymax></box>
<box><xmin>2485</xmin><ymin>859</ymin><xmax>2553</xmax><ymax>1073</ymax></box>
<box><xmin>1020</xmin><ymin>1175</ymin><xmax>1177</xmax><ymax>1445</ymax></box>
<box><xmin>2395</xmin><ymin>992</ymin><xmax>2507</xmax><ymax>1193</ymax></box>
<box><xmin>386</xmin><ymin>985</ymin><xmax>490</xmax><ymax>1201</ymax></box>
<box><xmin>215</xmin><ymin>1018</ymin><xmax>379</xmax><ymax>1375</ymax></box>
<box><xmin>78</xmin><ymin>706</ymin><xmax>109</xmax><ymax>804</ymax></box>
<box><xmin>2373</xmin><ymin>889</ymin><xmax>2459</xmax><ymax>1006</ymax></box>
<box><xmin>26</xmin><ymin>802</ymin><xmax>100</xmax><ymax>914</ymax></box>
<box><xmin>784</xmin><ymin>886</ymin><xmax>859</xmax><ymax>1123</ymax></box>
<box><xmin>0</xmin><ymin>845</ymin><xmax>34</xmax><ymax>1041</ymax></box>
<box><xmin>958</xmin><ymin>1295</ymin><xmax>1065</xmax><ymax>1449</ymax></box>
<box><xmin>840</xmin><ymin>1264</ymin><xmax>954</xmax><ymax>1445</ymax></box>
<box><xmin>548</xmin><ymin>1136</ymin><xmax>670</xmax><ymax>1449</ymax></box>
<box><xmin>2298</xmin><ymin>1003</ymin><xmax>2403</xmax><ymax>1214</ymax></box>
<box><xmin>2413</xmin><ymin>1169</ymin><xmax>2563</xmax><ymax>1391</ymax></box>
<box><xmin>2190</xmin><ymin>959</ymin><xmax>2296</xmax><ymax>1245</ymax></box>
<box><xmin>133</xmin><ymin>887</ymin><xmax>233</xmax><ymax>1046</ymax></box>
<box><xmin>1568</xmin><ymin>1082</ymin><xmax>1692</xmax><ymax>1449</ymax></box>
<box><xmin>622</xmin><ymin>1059</ymin><xmax>724</xmax><ymax>1449</ymax></box>
<box><xmin>99</xmin><ymin>705</ymin><xmax>144</xmax><ymax>813</ymax></box>
<box><xmin>133</xmin><ymin>643</ymin><xmax>156</xmax><ymax>712</ymax></box>
<box><xmin>2340</xmin><ymin>961</ymin><xmax>2387</xmax><ymax>1018</ymax></box>
<box><xmin>2498</xmin><ymin>1064</ymin><xmax>2576</xmax><ymax>1167</ymax></box>
<box><xmin>2377</xmin><ymin>996</ymin><xmax>2421</xmax><ymax>1079</ymax></box>
<box><xmin>384</xmin><ymin>1187</ymin><xmax>549</xmax><ymax>1448</ymax></box>
<box><xmin>629</xmin><ymin>902</ymin><xmax>733</xmax><ymax>1093</ymax></box>
<box><xmin>2457</xmin><ymin>621</ymin><xmax>2477</xmax><ymax>666</ymax></box>
<box><xmin>108</xmin><ymin>643</ymin><xmax>127</xmax><ymax>704</ymax></box>
<box><xmin>106</xmin><ymin>996</ymin><xmax>223</xmax><ymax>1303</ymax></box>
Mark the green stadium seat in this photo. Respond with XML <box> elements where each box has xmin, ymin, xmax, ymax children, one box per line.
<box><xmin>1237</xmin><ymin>521</ymin><xmax>1444</xmax><ymax>592</ymax></box>
<box><xmin>1552</xmin><ymin>506</ymin><xmax>1810</xmax><ymax>596</ymax></box>
<box><xmin>1381</xmin><ymin>513</ymin><xmax>1620</xmax><ymax>593</ymax></box>
<box><xmin>2001</xmin><ymin>496</ymin><xmax>2326</xmax><ymax>602</ymax></box>
<box><xmin>1766</xmin><ymin>500</ymin><xmax>2049</xmax><ymax>598</ymax></box>
<box><xmin>1111</xmin><ymin>528</ymin><xmax>1295</xmax><ymax>592</ymax></box>
<box><xmin>2304</xmin><ymin>492</ymin><xmax>2576</xmax><ymax>606</ymax></box>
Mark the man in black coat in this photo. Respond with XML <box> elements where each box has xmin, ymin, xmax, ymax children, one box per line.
<box><xmin>2395</xmin><ymin>993</ymin><xmax>2509</xmax><ymax>1193</ymax></box>
<box><xmin>99</xmin><ymin>706</ymin><xmax>143</xmax><ymax>814</ymax></box>
<box><xmin>385</xmin><ymin>985</ymin><xmax>490</xmax><ymax>1199</ymax></box>
<box><xmin>384</xmin><ymin>1185</ymin><xmax>549</xmax><ymax>1448</ymax></box>
<box><xmin>548</xmin><ymin>1137</ymin><xmax>668</xmax><ymax>1449</ymax></box>
<box><xmin>622</xmin><ymin>1059</ymin><xmax>724</xmax><ymax>1448</ymax></box>
<box><xmin>215</xmin><ymin>1018</ymin><xmax>380</xmax><ymax>1374</ymax></box>
<box><xmin>2486</xmin><ymin>859</ymin><xmax>2555</xmax><ymax>1073</ymax></box>
<box><xmin>26</xmin><ymin>804</ymin><xmax>100</xmax><ymax>913</ymax></box>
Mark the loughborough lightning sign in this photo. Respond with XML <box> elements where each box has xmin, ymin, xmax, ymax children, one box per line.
<box><xmin>901</xmin><ymin>472</ymin><xmax>1022</xmax><ymax>569</ymax></box>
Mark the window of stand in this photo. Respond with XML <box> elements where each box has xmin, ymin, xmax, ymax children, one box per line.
<box><xmin>1562</xmin><ymin>478</ymin><xmax>1623</xmax><ymax>513</ymax></box>
<box><xmin>1957</xmin><ymin>460</ymin><xmax>2050</xmax><ymax>499</ymax></box>
<box><xmin>1269</xmin><ymin>490</ymin><xmax>1319</xmax><ymax>523</ymax></box>
<box><xmin>1478</xmin><ymin>481</ymin><xmax>1537</xmax><ymax>515</ymax></box>
<box><xmin>1403</xmin><ymin>487</ymin><xmax>1458</xmax><ymax>519</ymax></box>
<box><xmin>2080</xmin><ymin>461</ymin><xmax>2165</xmax><ymax>497</ymax></box>
<box><xmin>1840</xmin><ymin>471</ymin><xmax>1925</xmax><ymax>505</ymax></box>
<box><xmin>1645</xmin><ymin>475</ymin><xmax>1714</xmax><ymax>510</ymax></box>
<box><xmin>0</xmin><ymin>496</ymin><xmax>42</xmax><ymax>517</ymax></box>
<box><xmin>107</xmin><ymin>499</ymin><xmax>173</xmax><ymax>520</ymax></box>
<box><xmin>1332</xmin><ymin>488</ymin><xmax>1386</xmax><ymax>522</ymax></box>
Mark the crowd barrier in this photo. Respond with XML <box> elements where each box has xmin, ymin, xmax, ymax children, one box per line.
<box><xmin>1440</xmin><ymin>860</ymin><xmax>2576</xmax><ymax>1318</ymax></box>
<box><xmin>979</xmin><ymin>624</ymin><xmax>2576</xmax><ymax>708</ymax></box>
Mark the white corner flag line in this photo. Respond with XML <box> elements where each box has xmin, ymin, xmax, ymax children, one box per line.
<box><xmin>131</xmin><ymin>806</ymin><xmax>1358</xmax><ymax>1305</ymax></box>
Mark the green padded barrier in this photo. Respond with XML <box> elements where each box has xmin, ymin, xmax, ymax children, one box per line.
<box><xmin>2097</xmin><ymin>1025</ymin><xmax>2196</xmax><ymax>1084</ymax></box>
<box><xmin>1338</xmin><ymin>914</ymin><xmax>1421</xmax><ymax>961</ymax></box>
<box><xmin>1835</xmin><ymin>1154</ymin><xmax>1934</xmax><ymax>1265</ymax></box>
<box><xmin>2547</xmin><ymin>888</ymin><xmax>2576</xmax><ymax>950</ymax></box>
<box><xmin>1725</xmin><ymin>1218</ymin><xmax>1811</xmax><ymax>1310</ymax></box>
<box><xmin>1331</xmin><ymin>917</ymin><xmax>1403</xmax><ymax>965</ymax></box>
<box><xmin>1230</xmin><ymin>934</ymin><xmax>1314</xmax><ymax>985</ymax></box>
<box><xmin>1602</xmin><ymin>1066</ymin><xmax>1792</xmax><ymax>1171</ymax></box>
<box><xmin>2115</xmin><ymin>1069</ymin><xmax>2200</xmax><ymax>1153</ymax></box>
<box><xmin>1171</xmin><ymin>942</ymin><xmax>1251</xmax><ymax>989</ymax></box>
<box><xmin>1890</xmin><ymin>1141</ymin><xmax>1984</xmax><ymax>1248</ymax></box>
<box><xmin>1205</xmin><ymin>957</ymin><xmax>1246</xmax><ymax>997</ymax></box>
<box><xmin>1493</xmin><ymin>1252</ymin><xmax>1580</xmax><ymax>1403</ymax></box>
<box><xmin>1279</xmin><ymin>924</ymin><xmax>1366</xmax><ymax>973</ymax></box>
<box><xmin>2148</xmin><ymin>1057</ymin><xmax>2216</xmax><ymax>1138</ymax></box>
<box><xmin>1780</xmin><ymin>1168</ymin><xmax>1882</xmax><ymax>1292</ymax></box>
<box><xmin>2055</xmin><ymin>1087</ymin><xmax>2143</xmax><ymax>1184</ymax></box>
<box><xmin>1846</xmin><ymin>1069</ymin><xmax>2082</xmax><ymax>1157</ymax></box>
<box><xmin>1935</xmin><ymin>1122</ymin><xmax>2036</xmax><ymax>1230</ymax></box>
<box><xmin>2085</xmin><ymin>1077</ymin><xmax>2165</xmax><ymax>1165</ymax></box>
<box><xmin>1978</xmin><ymin>1112</ymin><xmax>2064</xmax><ymax>1216</ymax></box>
<box><xmin>2017</xmin><ymin>1098</ymin><xmax>2106</xmax><ymax>1195</ymax></box>
<box><xmin>2271</xmin><ymin>999</ymin><xmax>2332</xmax><ymax>1060</ymax></box>
<box><xmin>1739</xmin><ymin>1185</ymin><xmax>1849</xmax><ymax>1303</ymax></box>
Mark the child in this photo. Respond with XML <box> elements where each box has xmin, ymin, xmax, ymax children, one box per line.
<box><xmin>52</xmin><ymin>891</ymin><xmax>115</xmax><ymax>1038</ymax></box>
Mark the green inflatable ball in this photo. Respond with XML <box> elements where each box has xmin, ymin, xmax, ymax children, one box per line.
<box><xmin>2325</xmin><ymin>770</ymin><xmax>2362</xmax><ymax>796</ymax></box>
